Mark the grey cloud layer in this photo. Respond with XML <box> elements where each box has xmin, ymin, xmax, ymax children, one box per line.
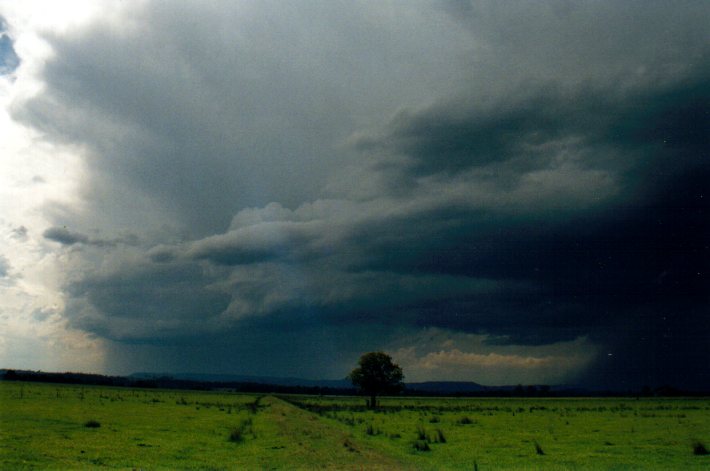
<box><xmin>18</xmin><ymin>0</ymin><xmax>471</xmax><ymax>237</ymax></box>
<box><xmin>66</xmin><ymin>260</ymin><xmax>231</xmax><ymax>341</ymax></box>
<box><xmin>43</xmin><ymin>226</ymin><xmax>138</xmax><ymax>247</ymax></box>
<box><xmin>14</xmin><ymin>1</ymin><xmax>710</xmax><ymax>387</ymax></box>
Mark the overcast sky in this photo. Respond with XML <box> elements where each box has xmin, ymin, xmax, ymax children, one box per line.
<box><xmin>0</xmin><ymin>0</ymin><xmax>708</xmax><ymax>389</ymax></box>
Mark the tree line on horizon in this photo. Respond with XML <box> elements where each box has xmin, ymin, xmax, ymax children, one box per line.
<box><xmin>1</xmin><ymin>365</ymin><xmax>699</xmax><ymax>398</ymax></box>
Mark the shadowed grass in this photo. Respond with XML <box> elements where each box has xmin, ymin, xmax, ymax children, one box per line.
<box><xmin>693</xmin><ymin>441</ymin><xmax>708</xmax><ymax>455</ymax></box>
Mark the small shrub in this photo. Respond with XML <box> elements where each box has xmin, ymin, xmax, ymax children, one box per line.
<box><xmin>413</xmin><ymin>440</ymin><xmax>431</xmax><ymax>452</ymax></box>
<box><xmin>343</xmin><ymin>439</ymin><xmax>358</xmax><ymax>453</ymax></box>
<box><xmin>534</xmin><ymin>441</ymin><xmax>545</xmax><ymax>455</ymax></box>
<box><xmin>228</xmin><ymin>418</ymin><xmax>253</xmax><ymax>443</ymax></box>
<box><xmin>228</xmin><ymin>428</ymin><xmax>243</xmax><ymax>443</ymax></box>
<box><xmin>458</xmin><ymin>416</ymin><xmax>473</xmax><ymax>425</ymax></box>
<box><xmin>416</xmin><ymin>426</ymin><xmax>427</xmax><ymax>441</ymax></box>
<box><xmin>693</xmin><ymin>441</ymin><xmax>709</xmax><ymax>456</ymax></box>
<box><xmin>436</xmin><ymin>428</ymin><xmax>447</xmax><ymax>443</ymax></box>
<box><xmin>365</xmin><ymin>424</ymin><xmax>379</xmax><ymax>436</ymax></box>
<box><xmin>84</xmin><ymin>420</ymin><xmax>101</xmax><ymax>428</ymax></box>
<box><xmin>429</xmin><ymin>415</ymin><xmax>440</xmax><ymax>423</ymax></box>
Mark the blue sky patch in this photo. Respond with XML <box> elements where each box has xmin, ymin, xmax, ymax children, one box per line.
<box><xmin>0</xmin><ymin>17</ymin><xmax>20</xmax><ymax>75</ymax></box>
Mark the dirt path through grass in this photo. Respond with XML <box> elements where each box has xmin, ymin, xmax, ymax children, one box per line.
<box><xmin>255</xmin><ymin>396</ymin><xmax>415</xmax><ymax>470</ymax></box>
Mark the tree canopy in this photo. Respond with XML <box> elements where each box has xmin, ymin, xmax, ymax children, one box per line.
<box><xmin>349</xmin><ymin>352</ymin><xmax>404</xmax><ymax>408</ymax></box>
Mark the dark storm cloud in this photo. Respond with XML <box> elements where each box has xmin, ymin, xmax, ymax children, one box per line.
<box><xmin>42</xmin><ymin>227</ymin><xmax>89</xmax><ymax>245</ymax></box>
<box><xmin>355</xmin><ymin>69</ymin><xmax>709</xmax><ymax>185</ymax></box>
<box><xmin>376</xmin><ymin>84</ymin><xmax>706</xmax><ymax>389</ymax></box>
<box><xmin>352</xmin><ymin>68</ymin><xmax>710</xmax><ymax>278</ymax></box>
<box><xmin>57</xmin><ymin>61</ymin><xmax>709</xmax><ymax>384</ymax></box>
<box><xmin>345</xmin><ymin>69</ymin><xmax>709</xmax><ymax>380</ymax></box>
<box><xmin>187</xmin><ymin>221</ymin><xmax>324</xmax><ymax>266</ymax></box>
<box><xmin>16</xmin><ymin>1</ymin><xmax>466</xmax><ymax>237</ymax></box>
<box><xmin>354</xmin><ymin>91</ymin><xmax>565</xmax><ymax>176</ymax></box>
<box><xmin>43</xmin><ymin>226</ymin><xmax>138</xmax><ymax>247</ymax></box>
<box><xmin>16</xmin><ymin>1</ymin><xmax>710</xmax><ymax>387</ymax></box>
<box><xmin>439</xmin><ymin>0</ymin><xmax>710</xmax><ymax>88</ymax></box>
<box><xmin>16</xmin><ymin>4</ymin><xmax>336</xmax><ymax>234</ymax></box>
<box><xmin>65</xmin><ymin>260</ymin><xmax>231</xmax><ymax>341</ymax></box>
<box><xmin>154</xmin><ymin>64</ymin><xmax>708</xmax><ymax>386</ymax></box>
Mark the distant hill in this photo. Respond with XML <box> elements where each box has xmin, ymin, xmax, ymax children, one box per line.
<box><xmin>130</xmin><ymin>372</ymin><xmax>352</xmax><ymax>389</ymax></box>
<box><xmin>4</xmin><ymin>369</ymin><xmax>701</xmax><ymax>396</ymax></box>
<box><xmin>406</xmin><ymin>381</ymin><xmax>490</xmax><ymax>394</ymax></box>
<box><xmin>1</xmin><ymin>369</ymin><xmax>354</xmax><ymax>395</ymax></box>
<box><xmin>132</xmin><ymin>372</ymin><xmax>521</xmax><ymax>395</ymax></box>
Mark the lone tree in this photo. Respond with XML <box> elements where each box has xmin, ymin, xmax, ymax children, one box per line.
<box><xmin>349</xmin><ymin>352</ymin><xmax>404</xmax><ymax>409</ymax></box>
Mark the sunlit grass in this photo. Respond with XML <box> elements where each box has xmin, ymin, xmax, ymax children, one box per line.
<box><xmin>285</xmin><ymin>394</ymin><xmax>710</xmax><ymax>470</ymax></box>
<box><xmin>1</xmin><ymin>381</ymin><xmax>709</xmax><ymax>469</ymax></box>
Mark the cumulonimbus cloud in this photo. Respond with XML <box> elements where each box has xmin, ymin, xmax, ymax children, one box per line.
<box><xmin>5</xmin><ymin>0</ymin><xmax>709</xmax><ymax>387</ymax></box>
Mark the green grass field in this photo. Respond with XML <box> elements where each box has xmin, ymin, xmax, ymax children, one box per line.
<box><xmin>1</xmin><ymin>381</ymin><xmax>709</xmax><ymax>469</ymax></box>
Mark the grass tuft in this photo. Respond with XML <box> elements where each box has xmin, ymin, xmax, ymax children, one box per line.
<box><xmin>229</xmin><ymin>428</ymin><xmax>244</xmax><ymax>443</ymax></box>
<box><xmin>365</xmin><ymin>423</ymin><xmax>380</xmax><ymax>436</ymax></box>
<box><xmin>436</xmin><ymin>428</ymin><xmax>447</xmax><ymax>443</ymax></box>
<box><xmin>228</xmin><ymin>418</ymin><xmax>254</xmax><ymax>443</ymax></box>
<box><xmin>413</xmin><ymin>440</ymin><xmax>431</xmax><ymax>452</ymax></box>
<box><xmin>693</xmin><ymin>441</ymin><xmax>709</xmax><ymax>456</ymax></box>
<box><xmin>534</xmin><ymin>441</ymin><xmax>545</xmax><ymax>455</ymax></box>
<box><xmin>246</xmin><ymin>397</ymin><xmax>262</xmax><ymax>414</ymax></box>
<box><xmin>343</xmin><ymin>438</ymin><xmax>358</xmax><ymax>453</ymax></box>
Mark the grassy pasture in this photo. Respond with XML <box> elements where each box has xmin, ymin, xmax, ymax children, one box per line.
<box><xmin>287</xmin><ymin>394</ymin><xmax>710</xmax><ymax>469</ymax></box>
<box><xmin>1</xmin><ymin>381</ymin><xmax>709</xmax><ymax>469</ymax></box>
